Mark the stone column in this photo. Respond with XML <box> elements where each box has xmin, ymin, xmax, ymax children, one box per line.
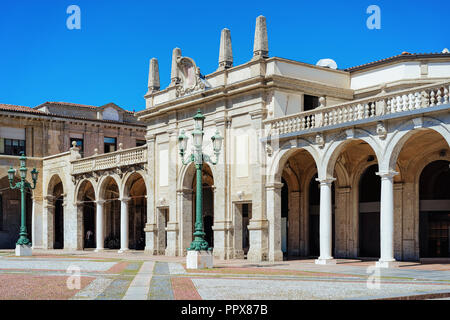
<box><xmin>95</xmin><ymin>200</ymin><xmax>105</xmax><ymax>251</ymax></box>
<box><xmin>165</xmin><ymin>127</ymin><xmax>179</xmax><ymax>256</ymax></box>
<box><xmin>315</xmin><ymin>178</ymin><xmax>336</xmax><ymax>265</ymax></box>
<box><xmin>266</xmin><ymin>182</ymin><xmax>284</xmax><ymax>261</ymax></box>
<box><xmin>247</xmin><ymin>109</ymin><xmax>268</xmax><ymax>262</ymax></box>
<box><xmin>144</xmin><ymin>134</ymin><xmax>158</xmax><ymax>254</ymax></box>
<box><xmin>335</xmin><ymin>187</ymin><xmax>351</xmax><ymax>258</ymax></box>
<box><xmin>42</xmin><ymin>195</ymin><xmax>55</xmax><ymax>249</ymax></box>
<box><xmin>31</xmin><ymin>195</ymin><xmax>43</xmax><ymax>249</ymax></box>
<box><xmin>375</xmin><ymin>171</ymin><xmax>398</xmax><ymax>268</ymax></box>
<box><xmin>178</xmin><ymin>189</ymin><xmax>193</xmax><ymax>256</ymax></box>
<box><xmin>212</xmin><ymin>118</ymin><xmax>230</xmax><ymax>260</ymax></box>
<box><xmin>232</xmin><ymin>203</ymin><xmax>244</xmax><ymax>259</ymax></box>
<box><xmin>119</xmin><ymin>198</ymin><xmax>130</xmax><ymax>253</ymax></box>
<box><xmin>288</xmin><ymin>191</ymin><xmax>301</xmax><ymax>256</ymax></box>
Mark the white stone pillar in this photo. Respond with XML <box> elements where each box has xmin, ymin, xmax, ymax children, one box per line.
<box><xmin>95</xmin><ymin>200</ymin><xmax>105</xmax><ymax>251</ymax></box>
<box><xmin>315</xmin><ymin>178</ymin><xmax>336</xmax><ymax>265</ymax></box>
<box><xmin>119</xmin><ymin>198</ymin><xmax>130</xmax><ymax>253</ymax></box>
<box><xmin>144</xmin><ymin>133</ymin><xmax>158</xmax><ymax>254</ymax></box>
<box><xmin>266</xmin><ymin>182</ymin><xmax>284</xmax><ymax>262</ymax></box>
<box><xmin>375</xmin><ymin>171</ymin><xmax>398</xmax><ymax>268</ymax></box>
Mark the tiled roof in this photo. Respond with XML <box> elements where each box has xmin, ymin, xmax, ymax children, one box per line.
<box><xmin>0</xmin><ymin>103</ymin><xmax>46</xmax><ymax>115</ymax></box>
<box><xmin>35</xmin><ymin>101</ymin><xmax>136</xmax><ymax>113</ymax></box>
<box><xmin>344</xmin><ymin>52</ymin><xmax>450</xmax><ymax>72</ymax></box>
<box><xmin>0</xmin><ymin>102</ymin><xmax>145</xmax><ymax>127</ymax></box>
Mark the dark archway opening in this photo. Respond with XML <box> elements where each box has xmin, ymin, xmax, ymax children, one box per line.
<box><xmin>359</xmin><ymin>164</ymin><xmax>381</xmax><ymax>258</ymax></box>
<box><xmin>419</xmin><ymin>160</ymin><xmax>450</xmax><ymax>258</ymax></box>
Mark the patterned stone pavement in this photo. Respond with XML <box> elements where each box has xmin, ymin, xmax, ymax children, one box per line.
<box><xmin>0</xmin><ymin>250</ymin><xmax>449</xmax><ymax>300</ymax></box>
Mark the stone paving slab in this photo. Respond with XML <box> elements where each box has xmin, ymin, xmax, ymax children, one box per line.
<box><xmin>192</xmin><ymin>278</ymin><xmax>450</xmax><ymax>300</ymax></box>
<box><xmin>122</xmin><ymin>261</ymin><xmax>154</xmax><ymax>300</ymax></box>
<box><xmin>0</xmin><ymin>259</ymin><xmax>116</xmax><ymax>272</ymax></box>
<box><xmin>72</xmin><ymin>278</ymin><xmax>114</xmax><ymax>300</ymax></box>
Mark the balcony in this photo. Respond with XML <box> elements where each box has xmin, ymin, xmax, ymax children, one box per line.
<box><xmin>265</xmin><ymin>81</ymin><xmax>450</xmax><ymax>137</ymax></box>
<box><xmin>71</xmin><ymin>145</ymin><xmax>147</xmax><ymax>175</ymax></box>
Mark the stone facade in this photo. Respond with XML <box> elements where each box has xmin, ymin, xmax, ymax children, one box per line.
<box><xmin>2</xmin><ymin>16</ymin><xmax>450</xmax><ymax>267</ymax></box>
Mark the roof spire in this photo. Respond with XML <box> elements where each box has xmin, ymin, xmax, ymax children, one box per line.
<box><xmin>252</xmin><ymin>15</ymin><xmax>268</xmax><ymax>60</ymax></box>
<box><xmin>218</xmin><ymin>28</ymin><xmax>233</xmax><ymax>70</ymax></box>
<box><xmin>170</xmin><ymin>47</ymin><xmax>182</xmax><ymax>86</ymax></box>
<box><xmin>147</xmin><ymin>58</ymin><xmax>160</xmax><ymax>92</ymax></box>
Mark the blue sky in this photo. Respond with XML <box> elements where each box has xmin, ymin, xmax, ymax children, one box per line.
<box><xmin>0</xmin><ymin>0</ymin><xmax>449</xmax><ymax>111</ymax></box>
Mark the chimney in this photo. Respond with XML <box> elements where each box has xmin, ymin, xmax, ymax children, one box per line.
<box><xmin>252</xmin><ymin>15</ymin><xmax>269</xmax><ymax>60</ymax></box>
<box><xmin>218</xmin><ymin>28</ymin><xmax>233</xmax><ymax>70</ymax></box>
<box><xmin>147</xmin><ymin>58</ymin><xmax>160</xmax><ymax>92</ymax></box>
<box><xmin>170</xmin><ymin>47</ymin><xmax>182</xmax><ymax>86</ymax></box>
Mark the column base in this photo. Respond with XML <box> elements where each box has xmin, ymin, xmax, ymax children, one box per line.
<box><xmin>315</xmin><ymin>258</ymin><xmax>337</xmax><ymax>265</ymax></box>
<box><xmin>269</xmin><ymin>250</ymin><xmax>284</xmax><ymax>262</ymax></box>
<box><xmin>94</xmin><ymin>248</ymin><xmax>104</xmax><ymax>252</ymax></box>
<box><xmin>375</xmin><ymin>260</ymin><xmax>398</xmax><ymax>268</ymax></box>
<box><xmin>118</xmin><ymin>248</ymin><xmax>129</xmax><ymax>253</ymax></box>
<box><xmin>186</xmin><ymin>250</ymin><xmax>213</xmax><ymax>269</ymax></box>
<box><xmin>15</xmin><ymin>244</ymin><xmax>32</xmax><ymax>256</ymax></box>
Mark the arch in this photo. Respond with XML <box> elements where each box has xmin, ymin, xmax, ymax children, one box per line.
<box><xmin>385</xmin><ymin>117</ymin><xmax>450</xmax><ymax>171</ymax></box>
<box><xmin>75</xmin><ymin>179</ymin><xmax>96</xmax><ymax>249</ymax></box>
<box><xmin>97</xmin><ymin>174</ymin><xmax>122</xmax><ymax>201</ymax></box>
<box><xmin>46</xmin><ymin>174</ymin><xmax>65</xmax><ymax>249</ymax></box>
<box><xmin>321</xmin><ymin>129</ymin><xmax>382</xmax><ymax>180</ymax></box>
<box><xmin>121</xmin><ymin>171</ymin><xmax>148</xmax><ymax>250</ymax></box>
<box><xmin>268</xmin><ymin>138</ymin><xmax>319</xmax><ymax>185</ymax></box>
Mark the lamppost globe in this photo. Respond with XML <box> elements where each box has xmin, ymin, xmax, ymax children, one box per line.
<box><xmin>19</xmin><ymin>167</ymin><xmax>27</xmax><ymax>180</ymax></box>
<box><xmin>211</xmin><ymin>130</ymin><xmax>223</xmax><ymax>153</ymax></box>
<box><xmin>19</xmin><ymin>153</ymin><xmax>26</xmax><ymax>168</ymax></box>
<box><xmin>192</xmin><ymin>128</ymin><xmax>203</xmax><ymax>148</ymax></box>
<box><xmin>178</xmin><ymin>130</ymin><xmax>188</xmax><ymax>154</ymax></box>
<box><xmin>7</xmin><ymin>167</ymin><xmax>15</xmax><ymax>182</ymax></box>
<box><xmin>31</xmin><ymin>168</ymin><xmax>39</xmax><ymax>182</ymax></box>
<box><xmin>193</xmin><ymin>108</ymin><xmax>205</xmax><ymax>130</ymax></box>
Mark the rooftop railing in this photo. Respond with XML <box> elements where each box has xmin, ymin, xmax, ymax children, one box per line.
<box><xmin>265</xmin><ymin>81</ymin><xmax>450</xmax><ymax>136</ymax></box>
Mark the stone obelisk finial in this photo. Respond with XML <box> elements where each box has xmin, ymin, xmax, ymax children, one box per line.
<box><xmin>252</xmin><ymin>15</ymin><xmax>268</xmax><ymax>60</ymax></box>
<box><xmin>147</xmin><ymin>58</ymin><xmax>160</xmax><ymax>93</ymax></box>
<box><xmin>170</xmin><ymin>47</ymin><xmax>182</xmax><ymax>86</ymax></box>
<box><xmin>218</xmin><ymin>28</ymin><xmax>233</xmax><ymax>70</ymax></box>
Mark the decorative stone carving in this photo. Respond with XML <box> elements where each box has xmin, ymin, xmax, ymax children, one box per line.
<box><xmin>376</xmin><ymin>122</ymin><xmax>387</xmax><ymax>140</ymax></box>
<box><xmin>265</xmin><ymin>143</ymin><xmax>273</xmax><ymax>157</ymax></box>
<box><xmin>175</xmin><ymin>56</ymin><xmax>207</xmax><ymax>97</ymax></box>
<box><xmin>315</xmin><ymin>133</ymin><xmax>325</xmax><ymax>148</ymax></box>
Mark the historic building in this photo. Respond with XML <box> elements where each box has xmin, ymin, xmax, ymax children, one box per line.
<box><xmin>0</xmin><ymin>102</ymin><xmax>146</xmax><ymax>249</ymax></box>
<box><xmin>2</xmin><ymin>16</ymin><xmax>450</xmax><ymax>267</ymax></box>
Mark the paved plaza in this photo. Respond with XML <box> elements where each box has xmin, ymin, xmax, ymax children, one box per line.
<box><xmin>0</xmin><ymin>250</ymin><xmax>449</xmax><ymax>300</ymax></box>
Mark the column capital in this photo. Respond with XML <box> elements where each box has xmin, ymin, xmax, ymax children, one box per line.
<box><xmin>265</xmin><ymin>182</ymin><xmax>284</xmax><ymax>190</ymax></box>
<box><xmin>177</xmin><ymin>188</ymin><xmax>193</xmax><ymax>195</ymax></box>
<box><xmin>145</xmin><ymin>133</ymin><xmax>156</xmax><ymax>142</ymax></box>
<box><xmin>315</xmin><ymin>177</ymin><xmax>336</xmax><ymax>185</ymax></box>
<box><xmin>376</xmin><ymin>171</ymin><xmax>398</xmax><ymax>179</ymax></box>
<box><xmin>119</xmin><ymin>197</ymin><xmax>131</xmax><ymax>203</ymax></box>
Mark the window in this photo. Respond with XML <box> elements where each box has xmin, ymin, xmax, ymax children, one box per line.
<box><xmin>304</xmin><ymin>95</ymin><xmax>320</xmax><ymax>111</ymax></box>
<box><xmin>136</xmin><ymin>139</ymin><xmax>146</xmax><ymax>147</ymax></box>
<box><xmin>3</xmin><ymin>139</ymin><xmax>26</xmax><ymax>156</ymax></box>
<box><xmin>104</xmin><ymin>137</ymin><xmax>117</xmax><ymax>153</ymax></box>
<box><xmin>70</xmin><ymin>138</ymin><xmax>84</xmax><ymax>154</ymax></box>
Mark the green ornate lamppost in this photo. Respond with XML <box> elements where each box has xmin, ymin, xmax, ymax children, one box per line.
<box><xmin>178</xmin><ymin>109</ymin><xmax>223</xmax><ymax>267</ymax></box>
<box><xmin>8</xmin><ymin>152</ymin><xmax>39</xmax><ymax>256</ymax></box>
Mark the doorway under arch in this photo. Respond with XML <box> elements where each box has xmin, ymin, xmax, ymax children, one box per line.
<box><xmin>419</xmin><ymin>160</ymin><xmax>450</xmax><ymax>258</ymax></box>
<box><xmin>77</xmin><ymin>180</ymin><xmax>96</xmax><ymax>249</ymax></box>
<box><xmin>358</xmin><ymin>164</ymin><xmax>381</xmax><ymax>258</ymax></box>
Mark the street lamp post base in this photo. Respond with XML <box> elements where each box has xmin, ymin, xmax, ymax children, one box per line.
<box><xmin>15</xmin><ymin>244</ymin><xmax>32</xmax><ymax>256</ymax></box>
<box><xmin>186</xmin><ymin>250</ymin><xmax>213</xmax><ymax>269</ymax></box>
